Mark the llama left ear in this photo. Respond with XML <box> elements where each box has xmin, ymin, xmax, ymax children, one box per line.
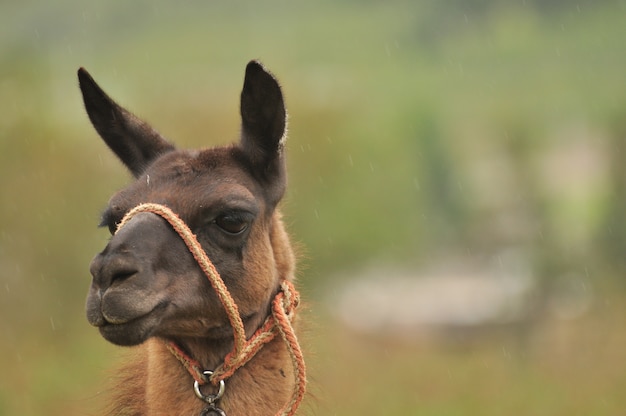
<box><xmin>78</xmin><ymin>68</ymin><xmax>175</xmax><ymax>177</ymax></box>
<box><xmin>239</xmin><ymin>61</ymin><xmax>287</xmax><ymax>187</ymax></box>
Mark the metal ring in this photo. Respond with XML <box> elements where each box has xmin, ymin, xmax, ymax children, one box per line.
<box><xmin>193</xmin><ymin>371</ymin><xmax>225</xmax><ymax>404</ymax></box>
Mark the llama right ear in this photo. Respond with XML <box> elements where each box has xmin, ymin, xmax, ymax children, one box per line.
<box><xmin>239</xmin><ymin>61</ymin><xmax>287</xmax><ymax>185</ymax></box>
<box><xmin>78</xmin><ymin>68</ymin><xmax>175</xmax><ymax>177</ymax></box>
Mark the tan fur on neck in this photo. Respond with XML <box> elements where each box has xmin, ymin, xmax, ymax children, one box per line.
<box><xmin>106</xmin><ymin>333</ymin><xmax>296</xmax><ymax>416</ymax></box>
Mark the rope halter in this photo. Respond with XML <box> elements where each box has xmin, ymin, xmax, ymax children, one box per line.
<box><xmin>116</xmin><ymin>203</ymin><xmax>306</xmax><ymax>416</ymax></box>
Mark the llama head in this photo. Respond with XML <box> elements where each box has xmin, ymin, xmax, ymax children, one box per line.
<box><xmin>80</xmin><ymin>61</ymin><xmax>294</xmax><ymax>347</ymax></box>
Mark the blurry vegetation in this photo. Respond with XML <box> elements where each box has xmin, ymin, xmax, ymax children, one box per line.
<box><xmin>1</xmin><ymin>0</ymin><xmax>626</xmax><ymax>414</ymax></box>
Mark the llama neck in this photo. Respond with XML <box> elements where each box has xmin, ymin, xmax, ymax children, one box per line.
<box><xmin>142</xmin><ymin>334</ymin><xmax>295</xmax><ymax>416</ymax></box>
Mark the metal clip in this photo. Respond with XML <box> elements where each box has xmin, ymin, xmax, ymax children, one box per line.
<box><xmin>194</xmin><ymin>370</ymin><xmax>226</xmax><ymax>415</ymax></box>
<box><xmin>193</xmin><ymin>371</ymin><xmax>225</xmax><ymax>404</ymax></box>
<box><xmin>200</xmin><ymin>404</ymin><xmax>226</xmax><ymax>416</ymax></box>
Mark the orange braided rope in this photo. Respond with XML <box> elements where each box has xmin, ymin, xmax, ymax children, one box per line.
<box><xmin>116</xmin><ymin>203</ymin><xmax>306</xmax><ymax>416</ymax></box>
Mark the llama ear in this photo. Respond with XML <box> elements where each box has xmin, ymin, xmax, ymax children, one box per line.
<box><xmin>239</xmin><ymin>61</ymin><xmax>287</xmax><ymax>183</ymax></box>
<box><xmin>78</xmin><ymin>68</ymin><xmax>175</xmax><ymax>177</ymax></box>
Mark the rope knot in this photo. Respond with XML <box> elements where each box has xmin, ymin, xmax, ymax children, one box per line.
<box><xmin>279</xmin><ymin>280</ymin><xmax>300</xmax><ymax>318</ymax></box>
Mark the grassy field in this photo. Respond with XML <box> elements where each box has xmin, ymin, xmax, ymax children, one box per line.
<box><xmin>1</xmin><ymin>1</ymin><xmax>626</xmax><ymax>414</ymax></box>
<box><xmin>308</xmin><ymin>299</ymin><xmax>626</xmax><ymax>415</ymax></box>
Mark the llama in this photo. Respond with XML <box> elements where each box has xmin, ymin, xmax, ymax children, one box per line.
<box><xmin>79</xmin><ymin>61</ymin><xmax>305</xmax><ymax>416</ymax></box>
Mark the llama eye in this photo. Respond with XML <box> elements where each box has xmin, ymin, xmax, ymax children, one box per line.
<box><xmin>213</xmin><ymin>214</ymin><xmax>249</xmax><ymax>235</ymax></box>
<box><xmin>99</xmin><ymin>214</ymin><xmax>119</xmax><ymax>235</ymax></box>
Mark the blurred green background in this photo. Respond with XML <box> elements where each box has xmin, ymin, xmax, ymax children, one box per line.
<box><xmin>2</xmin><ymin>1</ymin><xmax>626</xmax><ymax>414</ymax></box>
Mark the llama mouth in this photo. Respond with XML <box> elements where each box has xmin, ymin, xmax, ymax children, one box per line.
<box><xmin>96</xmin><ymin>302</ymin><xmax>168</xmax><ymax>346</ymax></box>
<box><xmin>98</xmin><ymin>314</ymin><xmax>159</xmax><ymax>346</ymax></box>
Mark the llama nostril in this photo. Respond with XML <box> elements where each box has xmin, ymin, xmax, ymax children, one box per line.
<box><xmin>91</xmin><ymin>251</ymin><xmax>142</xmax><ymax>288</ymax></box>
<box><xmin>111</xmin><ymin>269</ymin><xmax>138</xmax><ymax>285</ymax></box>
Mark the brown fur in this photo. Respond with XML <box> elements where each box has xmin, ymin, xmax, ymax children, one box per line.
<box><xmin>79</xmin><ymin>61</ymin><xmax>300</xmax><ymax>415</ymax></box>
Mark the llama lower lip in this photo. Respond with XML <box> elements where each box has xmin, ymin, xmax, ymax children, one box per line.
<box><xmin>96</xmin><ymin>301</ymin><xmax>169</xmax><ymax>346</ymax></box>
<box><xmin>98</xmin><ymin>315</ymin><xmax>156</xmax><ymax>346</ymax></box>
